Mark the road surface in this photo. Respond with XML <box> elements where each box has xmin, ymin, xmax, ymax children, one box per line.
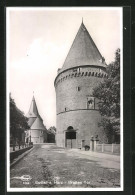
<box><xmin>10</xmin><ymin>144</ymin><xmax>120</xmax><ymax>188</ymax></box>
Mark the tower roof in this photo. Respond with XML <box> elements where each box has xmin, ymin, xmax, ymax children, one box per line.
<box><xmin>28</xmin><ymin>117</ymin><xmax>36</xmax><ymax>127</ymax></box>
<box><xmin>61</xmin><ymin>22</ymin><xmax>106</xmax><ymax>71</ymax></box>
<box><xmin>27</xmin><ymin>95</ymin><xmax>46</xmax><ymax>130</ymax></box>
<box><xmin>30</xmin><ymin>117</ymin><xmax>46</xmax><ymax>130</ymax></box>
<box><xmin>27</xmin><ymin>96</ymin><xmax>39</xmax><ymax>118</ymax></box>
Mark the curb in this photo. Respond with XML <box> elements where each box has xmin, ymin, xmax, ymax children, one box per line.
<box><xmin>10</xmin><ymin>147</ymin><xmax>34</xmax><ymax>168</ymax></box>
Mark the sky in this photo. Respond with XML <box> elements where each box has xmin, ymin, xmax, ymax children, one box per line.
<box><xmin>7</xmin><ymin>7</ymin><xmax>122</xmax><ymax>129</ymax></box>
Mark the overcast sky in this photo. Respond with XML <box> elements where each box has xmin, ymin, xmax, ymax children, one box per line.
<box><xmin>7</xmin><ymin>7</ymin><xmax>122</xmax><ymax>129</ymax></box>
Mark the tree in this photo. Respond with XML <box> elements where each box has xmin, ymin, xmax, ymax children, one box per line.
<box><xmin>10</xmin><ymin>95</ymin><xmax>29</xmax><ymax>150</ymax></box>
<box><xmin>47</xmin><ymin>126</ymin><xmax>56</xmax><ymax>143</ymax></box>
<box><xmin>93</xmin><ymin>49</ymin><xmax>120</xmax><ymax>143</ymax></box>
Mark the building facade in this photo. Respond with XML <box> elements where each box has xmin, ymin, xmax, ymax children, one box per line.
<box><xmin>26</xmin><ymin>96</ymin><xmax>47</xmax><ymax>144</ymax></box>
<box><xmin>54</xmin><ymin>22</ymin><xmax>108</xmax><ymax>149</ymax></box>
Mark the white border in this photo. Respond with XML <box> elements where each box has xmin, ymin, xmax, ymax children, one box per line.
<box><xmin>6</xmin><ymin>7</ymin><xmax>123</xmax><ymax>192</ymax></box>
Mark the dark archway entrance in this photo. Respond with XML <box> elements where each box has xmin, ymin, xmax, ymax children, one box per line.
<box><xmin>65</xmin><ymin>126</ymin><xmax>77</xmax><ymax>148</ymax></box>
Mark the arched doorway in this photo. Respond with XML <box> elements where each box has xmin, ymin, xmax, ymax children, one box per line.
<box><xmin>65</xmin><ymin>126</ymin><xmax>77</xmax><ymax>148</ymax></box>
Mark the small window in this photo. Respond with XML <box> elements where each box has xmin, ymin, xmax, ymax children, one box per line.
<box><xmin>76</xmin><ymin>86</ymin><xmax>81</xmax><ymax>91</ymax></box>
<box><xmin>77</xmin><ymin>68</ymin><xmax>81</xmax><ymax>73</ymax></box>
<box><xmin>87</xmin><ymin>97</ymin><xmax>95</xmax><ymax>109</ymax></box>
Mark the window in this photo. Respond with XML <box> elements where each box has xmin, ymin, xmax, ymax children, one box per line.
<box><xmin>77</xmin><ymin>68</ymin><xmax>81</xmax><ymax>73</ymax></box>
<box><xmin>87</xmin><ymin>97</ymin><xmax>95</xmax><ymax>109</ymax></box>
<box><xmin>76</xmin><ymin>86</ymin><xmax>81</xmax><ymax>91</ymax></box>
<box><xmin>65</xmin><ymin>107</ymin><xmax>69</xmax><ymax>112</ymax></box>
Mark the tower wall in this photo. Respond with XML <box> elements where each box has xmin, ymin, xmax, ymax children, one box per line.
<box><xmin>56</xmin><ymin>110</ymin><xmax>108</xmax><ymax>148</ymax></box>
<box><xmin>28</xmin><ymin>129</ymin><xmax>46</xmax><ymax>143</ymax></box>
<box><xmin>55</xmin><ymin>66</ymin><xmax>107</xmax><ymax>148</ymax></box>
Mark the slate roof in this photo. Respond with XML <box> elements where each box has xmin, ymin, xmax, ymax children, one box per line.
<box><xmin>28</xmin><ymin>117</ymin><xmax>36</xmax><ymax>127</ymax></box>
<box><xmin>30</xmin><ymin>117</ymin><xmax>46</xmax><ymax>130</ymax></box>
<box><xmin>61</xmin><ymin>22</ymin><xmax>106</xmax><ymax>72</ymax></box>
<box><xmin>27</xmin><ymin>96</ymin><xmax>46</xmax><ymax>131</ymax></box>
<box><xmin>27</xmin><ymin>96</ymin><xmax>39</xmax><ymax>118</ymax></box>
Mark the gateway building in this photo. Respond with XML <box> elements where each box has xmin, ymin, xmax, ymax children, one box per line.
<box><xmin>54</xmin><ymin>21</ymin><xmax>108</xmax><ymax>149</ymax></box>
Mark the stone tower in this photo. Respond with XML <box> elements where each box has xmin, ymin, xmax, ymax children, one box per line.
<box><xmin>26</xmin><ymin>96</ymin><xmax>47</xmax><ymax>143</ymax></box>
<box><xmin>54</xmin><ymin>21</ymin><xmax>107</xmax><ymax>148</ymax></box>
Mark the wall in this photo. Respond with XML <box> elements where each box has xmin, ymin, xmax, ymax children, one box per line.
<box><xmin>55</xmin><ymin>67</ymin><xmax>106</xmax><ymax>114</ymax></box>
<box><xmin>56</xmin><ymin>110</ymin><xmax>108</xmax><ymax>148</ymax></box>
<box><xmin>96</xmin><ymin>144</ymin><xmax>120</xmax><ymax>154</ymax></box>
<box><xmin>28</xmin><ymin>129</ymin><xmax>46</xmax><ymax>143</ymax></box>
<box><xmin>55</xmin><ymin>66</ymin><xmax>107</xmax><ymax>147</ymax></box>
<box><xmin>10</xmin><ymin>146</ymin><xmax>33</xmax><ymax>162</ymax></box>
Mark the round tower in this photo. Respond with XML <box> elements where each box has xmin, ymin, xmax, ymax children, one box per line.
<box><xmin>26</xmin><ymin>96</ymin><xmax>47</xmax><ymax>144</ymax></box>
<box><xmin>54</xmin><ymin>22</ymin><xmax>107</xmax><ymax>148</ymax></box>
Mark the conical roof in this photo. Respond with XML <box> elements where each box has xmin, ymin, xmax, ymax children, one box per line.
<box><xmin>28</xmin><ymin>117</ymin><xmax>36</xmax><ymax>127</ymax></box>
<box><xmin>62</xmin><ymin>22</ymin><xmax>106</xmax><ymax>71</ymax></box>
<box><xmin>30</xmin><ymin>116</ymin><xmax>46</xmax><ymax>130</ymax></box>
<box><xmin>26</xmin><ymin>95</ymin><xmax>46</xmax><ymax>131</ymax></box>
<box><xmin>27</xmin><ymin>96</ymin><xmax>39</xmax><ymax>118</ymax></box>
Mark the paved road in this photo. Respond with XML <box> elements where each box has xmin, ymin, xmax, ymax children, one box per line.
<box><xmin>71</xmin><ymin>149</ymin><xmax>120</xmax><ymax>170</ymax></box>
<box><xmin>10</xmin><ymin>144</ymin><xmax>120</xmax><ymax>188</ymax></box>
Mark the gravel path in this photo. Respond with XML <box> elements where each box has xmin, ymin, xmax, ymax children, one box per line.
<box><xmin>10</xmin><ymin>144</ymin><xmax>120</xmax><ymax>188</ymax></box>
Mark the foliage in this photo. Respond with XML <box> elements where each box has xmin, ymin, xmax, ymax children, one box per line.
<box><xmin>10</xmin><ymin>95</ymin><xmax>29</xmax><ymax>142</ymax></box>
<box><xmin>93</xmin><ymin>49</ymin><xmax>120</xmax><ymax>143</ymax></box>
<box><xmin>48</xmin><ymin>126</ymin><xmax>56</xmax><ymax>134</ymax></box>
<box><xmin>47</xmin><ymin>126</ymin><xmax>56</xmax><ymax>143</ymax></box>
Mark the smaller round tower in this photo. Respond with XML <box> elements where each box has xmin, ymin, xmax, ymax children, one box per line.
<box><xmin>26</xmin><ymin>96</ymin><xmax>47</xmax><ymax>143</ymax></box>
<box><xmin>54</xmin><ymin>21</ymin><xmax>108</xmax><ymax>148</ymax></box>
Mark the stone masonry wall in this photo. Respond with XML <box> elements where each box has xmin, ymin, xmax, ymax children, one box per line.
<box><xmin>56</xmin><ymin>110</ymin><xmax>108</xmax><ymax>148</ymax></box>
<box><xmin>55</xmin><ymin>66</ymin><xmax>107</xmax><ymax>147</ymax></box>
<box><xmin>28</xmin><ymin>130</ymin><xmax>46</xmax><ymax>143</ymax></box>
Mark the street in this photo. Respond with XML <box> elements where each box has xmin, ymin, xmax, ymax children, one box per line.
<box><xmin>10</xmin><ymin>144</ymin><xmax>120</xmax><ymax>188</ymax></box>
